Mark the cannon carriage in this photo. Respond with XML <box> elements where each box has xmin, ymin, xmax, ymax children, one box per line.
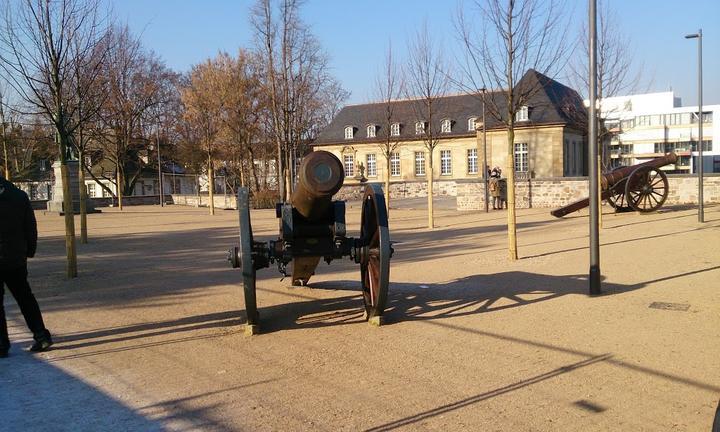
<box><xmin>551</xmin><ymin>153</ymin><xmax>678</xmax><ymax>218</ymax></box>
<box><xmin>228</xmin><ymin>151</ymin><xmax>392</xmax><ymax>334</ymax></box>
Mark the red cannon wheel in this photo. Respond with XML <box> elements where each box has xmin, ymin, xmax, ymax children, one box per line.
<box><xmin>359</xmin><ymin>184</ymin><xmax>391</xmax><ymax>324</ymax></box>
<box><xmin>625</xmin><ymin>166</ymin><xmax>669</xmax><ymax>213</ymax></box>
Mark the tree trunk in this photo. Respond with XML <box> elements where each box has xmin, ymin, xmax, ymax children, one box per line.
<box><xmin>116</xmin><ymin>160</ymin><xmax>123</xmax><ymax>210</ymax></box>
<box><xmin>506</xmin><ymin>128</ymin><xmax>518</xmax><ymax>260</ymax></box>
<box><xmin>1</xmin><ymin>121</ymin><xmax>9</xmax><ymax>179</ymax></box>
<box><xmin>78</xmin><ymin>148</ymin><xmax>88</xmax><ymax>244</ymax></box>
<box><xmin>427</xmin><ymin>150</ymin><xmax>434</xmax><ymax>229</ymax></box>
<box><xmin>385</xmin><ymin>155</ymin><xmax>391</xmax><ymax>214</ymax></box>
<box><xmin>57</xmin><ymin>136</ymin><xmax>78</xmax><ymax>278</ymax></box>
<box><xmin>208</xmin><ymin>154</ymin><xmax>215</xmax><ymax>215</ymax></box>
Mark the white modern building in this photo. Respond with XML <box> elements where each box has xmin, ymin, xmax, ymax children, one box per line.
<box><xmin>599</xmin><ymin>91</ymin><xmax>718</xmax><ymax>173</ymax></box>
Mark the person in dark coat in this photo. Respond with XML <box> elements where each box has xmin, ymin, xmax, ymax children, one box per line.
<box><xmin>0</xmin><ymin>175</ymin><xmax>52</xmax><ymax>357</ymax></box>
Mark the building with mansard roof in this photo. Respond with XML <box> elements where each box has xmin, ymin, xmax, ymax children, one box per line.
<box><xmin>313</xmin><ymin>69</ymin><xmax>588</xmax><ymax>190</ymax></box>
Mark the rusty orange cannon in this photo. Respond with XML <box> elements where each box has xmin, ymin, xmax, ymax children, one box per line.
<box><xmin>551</xmin><ymin>153</ymin><xmax>678</xmax><ymax>218</ymax></box>
<box><xmin>228</xmin><ymin>151</ymin><xmax>392</xmax><ymax>334</ymax></box>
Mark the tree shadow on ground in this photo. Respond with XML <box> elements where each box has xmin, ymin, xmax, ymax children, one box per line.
<box><xmin>256</xmin><ymin>271</ymin><xmax>635</xmax><ymax>334</ymax></box>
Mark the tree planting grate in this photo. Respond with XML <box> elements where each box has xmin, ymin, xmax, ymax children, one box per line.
<box><xmin>648</xmin><ymin>302</ymin><xmax>690</xmax><ymax>312</ymax></box>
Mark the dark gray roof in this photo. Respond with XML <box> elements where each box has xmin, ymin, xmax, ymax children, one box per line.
<box><xmin>314</xmin><ymin>69</ymin><xmax>586</xmax><ymax>146</ymax></box>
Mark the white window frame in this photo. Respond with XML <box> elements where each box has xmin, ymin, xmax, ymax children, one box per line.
<box><xmin>440</xmin><ymin>149</ymin><xmax>452</xmax><ymax>175</ymax></box>
<box><xmin>515</xmin><ymin>106</ymin><xmax>529</xmax><ymax>122</ymax></box>
<box><xmin>344</xmin><ymin>126</ymin><xmax>354</xmax><ymax>140</ymax></box>
<box><xmin>415</xmin><ymin>121</ymin><xmax>425</xmax><ymax>135</ymax></box>
<box><xmin>441</xmin><ymin>119</ymin><xmax>452</xmax><ymax>133</ymax></box>
<box><xmin>366</xmin><ymin>153</ymin><xmax>377</xmax><ymax>177</ymax></box>
<box><xmin>414</xmin><ymin>151</ymin><xmax>425</xmax><ymax>176</ymax></box>
<box><xmin>344</xmin><ymin>154</ymin><xmax>354</xmax><ymax>177</ymax></box>
<box><xmin>390</xmin><ymin>152</ymin><xmax>401</xmax><ymax>177</ymax></box>
<box><xmin>86</xmin><ymin>182</ymin><xmax>96</xmax><ymax>198</ymax></box>
<box><xmin>514</xmin><ymin>142</ymin><xmax>529</xmax><ymax>173</ymax></box>
<box><xmin>467</xmin><ymin>148</ymin><xmax>478</xmax><ymax>174</ymax></box>
<box><xmin>468</xmin><ymin>117</ymin><xmax>478</xmax><ymax>131</ymax></box>
<box><xmin>366</xmin><ymin>125</ymin><xmax>376</xmax><ymax>138</ymax></box>
<box><xmin>391</xmin><ymin>122</ymin><xmax>400</xmax><ymax>136</ymax></box>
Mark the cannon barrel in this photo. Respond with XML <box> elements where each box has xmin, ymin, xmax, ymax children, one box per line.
<box><xmin>602</xmin><ymin>152</ymin><xmax>678</xmax><ymax>190</ymax></box>
<box><xmin>291</xmin><ymin>150</ymin><xmax>344</xmax><ymax>220</ymax></box>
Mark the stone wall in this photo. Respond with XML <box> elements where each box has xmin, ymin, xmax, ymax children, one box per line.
<box><xmin>457</xmin><ymin>174</ymin><xmax>720</xmax><ymax>211</ymax></box>
<box><xmin>164</xmin><ymin>174</ymin><xmax>720</xmax><ymax>212</ymax></box>
<box><xmin>170</xmin><ymin>193</ymin><xmax>236</xmax><ymax>210</ymax></box>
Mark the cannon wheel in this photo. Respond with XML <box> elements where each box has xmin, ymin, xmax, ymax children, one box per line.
<box><xmin>606</xmin><ymin>181</ymin><xmax>632</xmax><ymax>212</ymax></box>
<box><xmin>359</xmin><ymin>184</ymin><xmax>391</xmax><ymax>325</ymax></box>
<box><xmin>238</xmin><ymin>188</ymin><xmax>259</xmax><ymax>335</ymax></box>
<box><xmin>625</xmin><ymin>166</ymin><xmax>669</xmax><ymax>213</ymax></box>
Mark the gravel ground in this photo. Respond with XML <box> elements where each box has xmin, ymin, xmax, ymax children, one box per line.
<box><xmin>1</xmin><ymin>201</ymin><xmax>719</xmax><ymax>431</ymax></box>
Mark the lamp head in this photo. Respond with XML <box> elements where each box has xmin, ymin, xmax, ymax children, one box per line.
<box><xmin>685</xmin><ymin>34</ymin><xmax>699</xmax><ymax>39</ymax></box>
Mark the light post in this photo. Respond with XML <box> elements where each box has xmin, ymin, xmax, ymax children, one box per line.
<box><xmin>479</xmin><ymin>88</ymin><xmax>489</xmax><ymax>212</ymax></box>
<box><xmin>685</xmin><ymin>29</ymin><xmax>703</xmax><ymax>223</ymax></box>
<box><xmin>588</xmin><ymin>0</ymin><xmax>601</xmax><ymax>295</ymax></box>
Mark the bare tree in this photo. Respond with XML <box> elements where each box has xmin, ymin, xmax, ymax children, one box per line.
<box><xmin>0</xmin><ymin>84</ymin><xmax>14</xmax><ymax>179</ymax></box>
<box><xmin>91</xmin><ymin>25</ymin><xmax>173</xmax><ymax>208</ymax></box>
<box><xmin>373</xmin><ymin>42</ymin><xmax>404</xmax><ymax>213</ymax></box>
<box><xmin>181</xmin><ymin>57</ymin><xmax>224</xmax><ymax>215</ymax></box>
<box><xmin>251</xmin><ymin>0</ymin><xmax>341</xmax><ymax>201</ymax></box>
<box><xmin>456</xmin><ymin>0</ymin><xmax>571</xmax><ymax>259</ymax></box>
<box><xmin>570</xmin><ymin>0</ymin><xmax>642</xmax><ymax>168</ymax></box>
<box><xmin>0</xmin><ymin>0</ymin><xmax>108</xmax><ymax>277</ymax></box>
<box><xmin>405</xmin><ymin>22</ymin><xmax>451</xmax><ymax>229</ymax></box>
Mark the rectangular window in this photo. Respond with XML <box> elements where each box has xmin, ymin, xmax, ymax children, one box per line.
<box><xmin>415</xmin><ymin>122</ymin><xmax>425</xmax><ymax>135</ymax></box>
<box><xmin>344</xmin><ymin>155</ymin><xmax>354</xmax><ymax>177</ymax></box>
<box><xmin>366</xmin><ymin>153</ymin><xmax>377</xmax><ymax>177</ymax></box>
<box><xmin>467</xmin><ymin>148</ymin><xmax>478</xmax><ymax>174</ymax></box>
<box><xmin>414</xmin><ymin>151</ymin><xmax>425</xmax><ymax>176</ymax></box>
<box><xmin>468</xmin><ymin>117</ymin><xmax>477</xmax><ymax>131</ymax></box>
<box><xmin>621</xmin><ymin>119</ymin><xmax>634</xmax><ymax>129</ymax></box>
<box><xmin>102</xmin><ymin>183</ymin><xmax>112</xmax><ymax>198</ymax></box>
<box><xmin>86</xmin><ymin>183</ymin><xmax>96</xmax><ymax>198</ymax></box>
<box><xmin>390</xmin><ymin>152</ymin><xmax>400</xmax><ymax>177</ymax></box>
<box><xmin>441</xmin><ymin>119</ymin><xmax>451</xmax><ymax>133</ymax></box>
<box><xmin>391</xmin><ymin>123</ymin><xmax>400</xmax><ymax>136</ymax></box>
<box><xmin>440</xmin><ymin>150</ymin><xmax>452</xmax><ymax>175</ymax></box>
<box><xmin>515</xmin><ymin>106</ymin><xmax>529</xmax><ymax>122</ymax></box>
<box><xmin>514</xmin><ymin>142</ymin><xmax>528</xmax><ymax>172</ymax></box>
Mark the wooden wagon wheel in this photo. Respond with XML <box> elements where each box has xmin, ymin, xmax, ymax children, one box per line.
<box><xmin>237</xmin><ymin>187</ymin><xmax>260</xmax><ymax>334</ymax></box>
<box><xmin>606</xmin><ymin>181</ymin><xmax>632</xmax><ymax>212</ymax></box>
<box><xmin>359</xmin><ymin>184</ymin><xmax>391</xmax><ymax>325</ymax></box>
<box><xmin>625</xmin><ymin>166</ymin><xmax>669</xmax><ymax>213</ymax></box>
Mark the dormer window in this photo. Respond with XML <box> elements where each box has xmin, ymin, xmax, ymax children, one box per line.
<box><xmin>441</xmin><ymin>119</ymin><xmax>452</xmax><ymax>133</ymax></box>
<box><xmin>390</xmin><ymin>122</ymin><xmax>400</xmax><ymax>136</ymax></box>
<box><xmin>366</xmin><ymin>124</ymin><xmax>376</xmax><ymax>138</ymax></box>
<box><xmin>344</xmin><ymin>126</ymin><xmax>355</xmax><ymax>140</ymax></box>
<box><xmin>415</xmin><ymin>121</ymin><xmax>426</xmax><ymax>135</ymax></box>
<box><xmin>468</xmin><ymin>117</ymin><xmax>478</xmax><ymax>131</ymax></box>
<box><xmin>516</xmin><ymin>106</ymin><xmax>529</xmax><ymax>122</ymax></box>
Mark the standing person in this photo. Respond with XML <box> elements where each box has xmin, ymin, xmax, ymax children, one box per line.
<box><xmin>0</xmin><ymin>175</ymin><xmax>52</xmax><ymax>358</ymax></box>
<box><xmin>489</xmin><ymin>167</ymin><xmax>502</xmax><ymax>210</ymax></box>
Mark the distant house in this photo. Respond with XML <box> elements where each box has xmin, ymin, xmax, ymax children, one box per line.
<box><xmin>313</xmin><ymin>69</ymin><xmax>587</xmax><ymax>189</ymax></box>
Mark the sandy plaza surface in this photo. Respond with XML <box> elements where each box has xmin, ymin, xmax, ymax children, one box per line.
<box><xmin>1</xmin><ymin>200</ymin><xmax>719</xmax><ymax>431</ymax></box>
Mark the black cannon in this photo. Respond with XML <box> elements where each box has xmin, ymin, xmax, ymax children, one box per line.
<box><xmin>229</xmin><ymin>151</ymin><xmax>392</xmax><ymax>334</ymax></box>
<box><xmin>551</xmin><ymin>153</ymin><xmax>678</xmax><ymax>218</ymax></box>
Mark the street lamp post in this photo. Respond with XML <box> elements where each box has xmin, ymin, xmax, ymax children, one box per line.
<box><xmin>479</xmin><ymin>88</ymin><xmax>489</xmax><ymax>213</ymax></box>
<box><xmin>588</xmin><ymin>0</ymin><xmax>601</xmax><ymax>295</ymax></box>
<box><xmin>685</xmin><ymin>29</ymin><xmax>703</xmax><ymax>223</ymax></box>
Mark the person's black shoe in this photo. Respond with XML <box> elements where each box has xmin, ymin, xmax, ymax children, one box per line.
<box><xmin>29</xmin><ymin>332</ymin><xmax>53</xmax><ymax>352</ymax></box>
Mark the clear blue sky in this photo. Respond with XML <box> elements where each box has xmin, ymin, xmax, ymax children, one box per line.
<box><xmin>111</xmin><ymin>0</ymin><xmax>719</xmax><ymax>106</ymax></box>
